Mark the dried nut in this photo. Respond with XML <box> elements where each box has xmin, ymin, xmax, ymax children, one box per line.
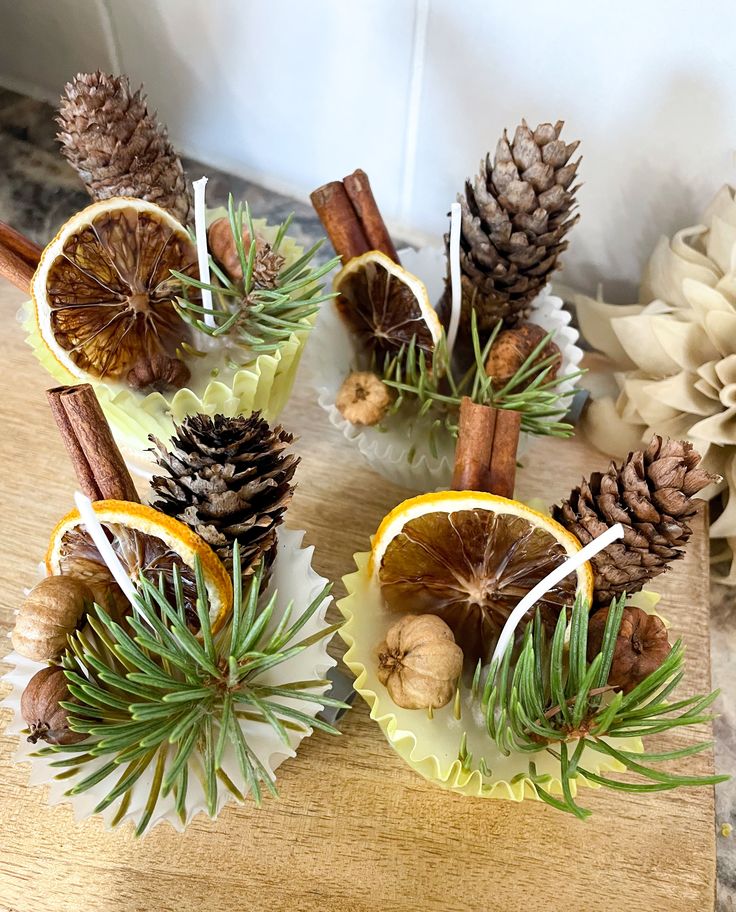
<box><xmin>587</xmin><ymin>606</ymin><xmax>671</xmax><ymax>694</ymax></box>
<box><xmin>207</xmin><ymin>217</ymin><xmax>284</xmax><ymax>287</ymax></box>
<box><xmin>127</xmin><ymin>352</ymin><xmax>191</xmax><ymax>392</ymax></box>
<box><xmin>485</xmin><ymin>322</ymin><xmax>561</xmax><ymax>389</ymax></box>
<box><xmin>21</xmin><ymin>665</ymin><xmax>87</xmax><ymax>745</ymax></box>
<box><xmin>336</xmin><ymin>371</ymin><xmax>393</xmax><ymax>426</ymax></box>
<box><xmin>377</xmin><ymin>614</ymin><xmax>463</xmax><ymax>710</ymax></box>
<box><xmin>12</xmin><ymin>576</ymin><xmax>93</xmax><ymax>661</ymax></box>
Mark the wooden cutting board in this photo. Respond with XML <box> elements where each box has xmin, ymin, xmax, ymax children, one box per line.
<box><xmin>0</xmin><ymin>283</ymin><xmax>716</xmax><ymax>912</ymax></box>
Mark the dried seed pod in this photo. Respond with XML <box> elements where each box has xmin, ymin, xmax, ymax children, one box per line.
<box><xmin>377</xmin><ymin>614</ymin><xmax>463</xmax><ymax>710</ymax></box>
<box><xmin>21</xmin><ymin>665</ymin><xmax>87</xmax><ymax>745</ymax></box>
<box><xmin>485</xmin><ymin>322</ymin><xmax>561</xmax><ymax>390</ymax></box>
<box><xmin>587</xmin><ymin>606</ymin><xmax>671</xmax><ymax>694</ymax></box>
<box><xmin>12</xmin><ymin>576</ymin><xmax>93</xmax><ymax>661</ymax></box>
<box><xmin>127</xmin><ymin>352</ymin><xmax>191</xmax><ymax>392</ymax></box>
<box><xmin>336</xmin><ymin>371</ymin><xmax>393</xmax><ymax>426</ymax></box>
<box><xmin>207</xmin><ymin>217</ymin><xmax>285</xmax><ymax>288</ymax></box>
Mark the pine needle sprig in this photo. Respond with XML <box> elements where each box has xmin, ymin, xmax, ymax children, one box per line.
<box><xmin>35</xmin><ymin>543</ymin><xmax>345</xmax><ymax>835</ymax></box>
<box><xmin>173</xmin><ymin>195</ymin><xmax>340</xmax><ymax>356</ymax></box>
<box><xmin>481</xmin><ymin>597</ymin><xmax>726</xmax><ymax>818</ymax></box>
<box><xmin>381</xmin><ymin>311</ymin><xmax>583</xmax><ymax>445</ymax></box>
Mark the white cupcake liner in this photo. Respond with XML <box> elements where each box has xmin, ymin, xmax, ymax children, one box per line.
<box><xmin>310</xmin><ymin>246</ymin><xmax>584</xmax><ymax>492</ymax></box>
<box><xmin>1</xmin><ymin>526</ymin><xmax>336</xmax><ymax>836</ymax></box>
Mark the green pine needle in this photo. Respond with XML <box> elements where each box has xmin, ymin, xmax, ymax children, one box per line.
<box><xmin>37</xmin><ymin>545</ymin><xmax>346</xmax><ymax>833</ymax></box>
<box><xmin>381</xmin><ymin>310</ymin><xmax>583</xmax><ymax>443</ymax></box>
<box><xmin>480</xmin><ymin>598</ymin><xmax>727</xmax><ymax>817</ymax></box>
<box><xmin>174</xmin><ymin>194</ymin><xmax>340</xmax><ymax>356</ymax></box>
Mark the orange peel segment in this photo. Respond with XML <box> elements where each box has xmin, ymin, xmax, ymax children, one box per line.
<box><xmin>333</xmin><ymin>250</ymin><xmax>442</xmax><ymax>361</ymax></box>
<box><xmin>32</xmin><ymin>197</ymin><xmax>196</xmax><ymax>383</ymax></box>
<box><xmin>372</xmin><ymin>491</ymin><xmax>593</xmax><ymax>663</ymax></box>
<box><xmin>46</xmin><ymin>500</ymin><xmax>232</xmax><ymax>631</ymax></box>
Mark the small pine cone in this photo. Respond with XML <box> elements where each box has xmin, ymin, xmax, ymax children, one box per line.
<box><xmin>208</xmin><ymin>217</ymin><xmax>285</xmax><ymax>288</ymax></box>
<box><xmin>552</xmin><ymin>436</ymin><xmax>715</xmax><ymax>607</ymax></box>
<box><xmin>150</xmin><ymin>413</ymin><xmax>299</xmax><ymax>581</ymax></box>
<box><xmin>57</xmin><ymin>72</ymin><xmax>192</xmax><ymax>224</ymax></box>
<box><xmin>441</xmin><ymin>120</ymin><xmax>580</xmax><ymax>334</ymax></box>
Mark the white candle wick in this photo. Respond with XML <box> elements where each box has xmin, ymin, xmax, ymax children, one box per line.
<box><xmin>193</xmin><ymin>176</ymin><xmax>215</xmax><ymax>329</ymax></box>
<box><xmin>73</xmin><ymin>492</ymin><xmax>139</xmax><ymax>609</ymax></box>
<box><xmin>446</xmin><ymin>201</ymin><xmax>462</xmax><ymax>357</ymax></box>
<box><xmin>489</xmin><ymin>523</ymin><xmax>626</xmax><ymax>671</ymax></box>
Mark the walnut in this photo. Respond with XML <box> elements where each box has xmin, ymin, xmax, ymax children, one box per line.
<box><xmin>485</xmin><ymin>322</ymin><xmax>561</xmax><ymax>389</ymax></box>
<box><xmin>377</xmin><ymin>614</ymin><xmax>463</xmax><ymax>710</ymax></box>
<box><xmin>587</xmin><ymin>606</ymin><xmax>671</xmax><ymax>693</ymax></box>
<box><xmin>12</xmin><ymin>576</ymin><xmax>93</xmax><ymax>661</ymax></box>
<box><xmin>127</xmin><ymin>352</ymin><xmax>191</xmax><ymax>392</ymax></box>
<box><xmin>336</xmin><ymin>371</ymin><xmax>393</xmax><ymax>426</ymax></box>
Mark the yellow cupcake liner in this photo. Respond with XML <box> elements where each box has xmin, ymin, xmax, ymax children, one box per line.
<box><xmin>21</xmin><ymin>216</ymin><xmax>315</xmax><ymax>477</ymax></box>
<box><xmin>338</xmin><ymin>553</ymin><xmax>660</xmax><ymax>802</ymax></box>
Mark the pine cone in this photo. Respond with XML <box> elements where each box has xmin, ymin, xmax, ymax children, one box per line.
<box><xmin>443</xmin><ymin>120</ymin><xmax>580</xmax><ymax>334</ymax></box>
<box><xmin>552</xmin><ymin>436</ymin><xmax>715</xmax><ymax>607</ymax></box>
<box><xmin>57</xmin><ymin>72</ymin><xmax>192</xmax><ymax>224</ymax></box>
<box><xmin>150</xmin><ymin>413</ymin><xmax>298</xmax><ymax>580</ymax></box>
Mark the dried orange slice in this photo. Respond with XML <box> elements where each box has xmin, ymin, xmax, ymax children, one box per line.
<box><xmin>32</xmin><ymin>198</ymin><xmax>197</xmax><ymax>383</ymax></box>
<box><xmin>46</xmin><ymin>500</ymin><xmax>232</xmax><ymax>632</ymax></box>
<box><xmin>333</xmin><ymin>250</ymin><xmax>442</xmax><ymax>361</ymax></box>
<box><xmin>372</xmin><ymin>491</ymin><xmax>593</xmax><ymax>663</ymax></box>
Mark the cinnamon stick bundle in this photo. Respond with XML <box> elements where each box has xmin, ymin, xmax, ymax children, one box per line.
<box><xmin>310</xmin><ymin>169</ymin><xmax>399</xmax><ymax>265</ymax></box>
<box><xmin>0</xmin><ymin>220</ymin><xmax>42</xmax><ymax>293</ymax></box>
<box><xmin>47</xmin><ymin>384</ymin><xmax>139</xmax><ymax>502</ymax></box>
<box><xmin>451</xmin><ymin>397</ymin><xmax>521</xmax><ymax>498</ymax></box>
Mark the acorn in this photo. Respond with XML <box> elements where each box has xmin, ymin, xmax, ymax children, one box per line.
<box><xmin>485</xmin><ymin>322</ymin><xmax>561</xmax><ymax>390</ymax></box>
<box><xmin>20</xmin><ymin>665</ymin><xmax>87</xmax><ymax>745</ymax></box>
<box><xmin>12</xmin><ymin>576</ymin><xmax>93</xmax><ymax>661</ymax></box>
<box><xmin>587</xmin><ymin>606</ymin><xmax>671</xmax><ymax>694</ymax></box>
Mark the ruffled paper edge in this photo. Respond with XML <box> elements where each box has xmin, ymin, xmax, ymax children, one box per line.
<box><xmin>0</xmin><ymin>527</ymin><xmax>337</xmax><ymax>836</ymax></box>
<box><xmin>337</xmin><ymin>551</ymin><xmax>649</xmax><ymax>801</ymax></box>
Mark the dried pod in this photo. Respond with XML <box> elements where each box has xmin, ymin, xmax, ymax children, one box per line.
<box><xmin>21</xmin><ymin>665</ymin><xmax>87</xmax><ymax>745</ymax></box>
<box><xmin>12</xmin><ymin>575</ymin><xmax>93</xmax><ymax>661</ymax></box>
<box><xmin>587</xmin><ymin>606</ymin><xmax>671</xmax><ymax>694</ymax></box>
<box><xmin>485</xmin><ymin>322</ymin><xmax>560</xmax><ymax>389</ymax></box>
<box><xmin>127</xmin><ymin>352</ymin><xmax>191</xmax><ymax>392</ymax></box>
<box><xmin>377</xmin><ymin>614</ymin><xmax>463</xmax><ymax>710</ymax></box>
<box><xmin>336</xmin><ymin>371</ymin><xmax>393</xmax><ymax>426</ymax></box>
<box><xmin>207</xmin><ymin>217</ymin><xmax>285</xmax><ymax>288</ymax></box>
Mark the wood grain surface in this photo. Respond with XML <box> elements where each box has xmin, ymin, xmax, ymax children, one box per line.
<box><xmin>0</xmin><ymin>283</ymin><xmax>717</xmax><ymax>912</ymax></box>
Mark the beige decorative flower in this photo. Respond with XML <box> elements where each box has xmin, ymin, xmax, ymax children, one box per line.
<box><xmin>574</xmin><ymin>185</ymin><xmax>736</xmax><ymax>583</ymax></box>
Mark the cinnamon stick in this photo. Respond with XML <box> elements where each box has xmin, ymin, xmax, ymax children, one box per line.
<box><xmin>47</xmin><ymin>384</ymin><xmax>139</xmax><ymax>502</ymax></box>
<box><xmin>343</xmin><ymin>169</ymin><xmax>400</xmax><ymax>264</ymax></box>
<box><xmin>487</xmin><ymin>408</ymin><xmax>521</xmax><ymax>499</ymax></box>
<box><xmin>451</xmin><ymin>396</ymin><xmax>521</xmax><ymax>498</ymax></box>
<box><xmin>0</xmin><ymin>221</ymin><xmax>42</xmax><ymax>293</ymax></box>
<box><xmin>310</xmin><ymin>181</ymin><xmax>370</xmax><ymax>263</ymax></box>
<box><xmin>451</xmin><ymin>398</ymin><xmax>496</xmax><ymax>492</ymax></box>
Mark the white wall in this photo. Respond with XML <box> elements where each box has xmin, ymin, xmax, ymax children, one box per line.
<box><xmin>1</xmin><ymin>0</ymin><xmax>735</xmax><ymax>299</ymax></box>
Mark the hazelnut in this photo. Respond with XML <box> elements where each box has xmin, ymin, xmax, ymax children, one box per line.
<box><xmin>336</xmin><ymin>371</ymin><xmax>393</xmax><ymax>426</ymax></box>
<box><xmin>485</xmin><ymin>322</ymin><xmax>561</xmax><ymax>390</ymax></box>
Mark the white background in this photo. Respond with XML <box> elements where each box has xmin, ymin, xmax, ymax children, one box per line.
<box><xmin>1</xmin><ymin>0</ymin><xmax>735</xmax><ymax>299</ymax></box>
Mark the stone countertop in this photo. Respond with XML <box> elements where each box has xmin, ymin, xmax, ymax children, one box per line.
<box><xmin>0</xmin><ymin>86</ymin><xmax>733</xmax><ymax>909</ymax></box>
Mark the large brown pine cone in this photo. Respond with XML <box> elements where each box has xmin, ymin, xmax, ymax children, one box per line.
<box><xmin>57</xmin><ymin>72</ymin><xmax>192</xmax><ymax>224</ymax></box>
<box><xmin>150</xmin><ymin>413</ymin><xmax>298</xmax><ymax>581</ymax></box>
<box><xmin>552</xmin><ymin>436</ymin><xmax>715</xmax><ymax>607</ymax></box>
<box><xmin>442</xmin><ymin>120</ymin><xmax>580</xmax><ymax>335</ymax></box>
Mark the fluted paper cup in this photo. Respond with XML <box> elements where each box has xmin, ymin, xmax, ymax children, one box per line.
<box><xmin>337</xmin><ymin>553</ymin><xmax>653</xmax><ymax>800</ymax></box>
<box><xmin>310</xmin><ymin>246</ymin><xmax>584</xmax><ymax>492</ymax></box>
<box><xmin>1</xmin><ymin>527</ymin><xmax>336</xmax><ymax>835</ymax></box>
<box><xmin>21</xmin><ymin>218</ymin><xmax>313</xmax><ymax>480</ymax></box>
